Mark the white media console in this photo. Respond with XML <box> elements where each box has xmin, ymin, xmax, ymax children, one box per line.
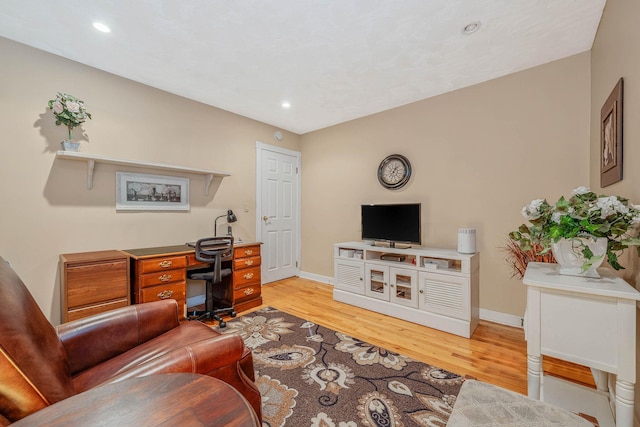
<box><xmin>333</xmin><ymin>241</ymin><xmax>479</xmax><ymax>338</ymax></box>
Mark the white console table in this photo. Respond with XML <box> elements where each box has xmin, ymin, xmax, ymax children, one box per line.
<box><xmin>523</xmin><ymin>262</ymin><xmax>640</xmax><ymax>427</ymax></box>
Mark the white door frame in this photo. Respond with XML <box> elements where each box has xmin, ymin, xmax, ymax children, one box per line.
<box><xmin>255</xmin><ymin>141</ymin><xmax>302</xmax><ymax>279</ymax></box>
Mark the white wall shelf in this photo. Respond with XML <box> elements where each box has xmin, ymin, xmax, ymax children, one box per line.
<box><xmin>55</xmin><ymin>151</ymin><xmax>231</xmax><ymax>195</ymax></box>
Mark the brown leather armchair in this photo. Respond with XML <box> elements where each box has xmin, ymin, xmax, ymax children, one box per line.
<box><xmin>0</xmin><ymin>257</ymin><xmax>261</xmax><ymax>425</ymax></box>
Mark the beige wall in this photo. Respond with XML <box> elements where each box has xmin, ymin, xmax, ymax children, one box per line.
<box><xmin>0</xmin><ymin>37</ymin><xmax>300</xmax><ymax>324</ymax></box>
<box><xmin>300</xmin><ymin>53</ymin><xmax>591</xmax><ymax>317</ymax></box>
<box><xmin>589</xmin><ymin>0</ymin><xmax>640</xmax><ymax>418</ymax></box>
<box><xmin>0</xmin><ymin>28</ymin><xmax>600</xmax><ymax>323</ymax></box>
<box><xmin>590</xmin><ymin>0</ymin><xmax>640</xmax><ymax>283</ymax></box>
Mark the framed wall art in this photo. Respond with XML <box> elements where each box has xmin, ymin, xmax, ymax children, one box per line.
<box><xmin>600</xmin><ymin>78</ymin><xmax>623</xmax><ymax>188</ymax></box>
<box><xmin>116</xmin><ymin>172</ymin><xmax>189</xmax><ymax>211</ymax></box>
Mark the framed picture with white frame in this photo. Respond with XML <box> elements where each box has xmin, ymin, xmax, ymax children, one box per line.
<box><xmin>116</xmin><ymin>172</ymin><xmax>190</xmax><ymax>211</ymax></box>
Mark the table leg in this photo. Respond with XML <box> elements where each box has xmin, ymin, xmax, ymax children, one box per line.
<box><xmin>590</xmin><ymin>368</ymin><xmax>609</xmax><ymax>393</ymax></box>
<box><xmin>527</xmin><ymin>354</ymin><xmax>541</xmax><ymax>399</ymax></box>
<box><xmin>615</xmin><ymin>379</ymin><xmax>634</xmax><ymax>427</ymax></box>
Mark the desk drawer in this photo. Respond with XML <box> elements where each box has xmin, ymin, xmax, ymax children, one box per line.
<box><xmin>137</xmin><ymin>256</ymin><xmax>187</xmax><ymax>274</ymax></box>
<box><xmin>139</xmin><ymin>269</ymin><xmax>186</xmax><ymax>288</ymax></box>
<box><xmin>233</xmin><ymin>282</ymin><xmax>262</xmax><ymax>304</ymax></box>
<box><xmin>67</xmin><ymin>260</ymin><xmax>128</xmax><ymax>308</ymax></box>
<box><xmin>233</xmin><ymin>266</ymin><xmax>261</xmax><ymax>288</ymax></box>
<box><xmin>233</xmin><ymin>256</ymin><xmax>261</xmax><ymax>270</ymax></box>
<box><xmin>67</xmin><ymin>299</ymin><xmax>129</xmax><ymax>322</ymax></box>
<box><xmin>187</xmin><ymin>254</ymin><xmax>208</xmax><ymax>267</ymax></box>
<box><xmin>140</xmin><ymin>281</ymin><xmax>186</xmax><ymax>303</ymax></box>
<box><xmin>235</xmin><ymin>245</ymin><xmax>260</xmax><ymax>259</ymax></box>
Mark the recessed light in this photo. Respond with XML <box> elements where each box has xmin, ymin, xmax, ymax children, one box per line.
<box><xmin>281</xmin><ymin>101</ymin><xmax>291</xmax><ymax>109</ymax></box>
<box><xmin>93</xmin><ymin>22</ymin><xmax>111</xmax><ymax>33</ymax></box>
<box><xmin>462</xmin><ymin>21</ymin><xmax>481</xmax><ymax>35</ymax></box>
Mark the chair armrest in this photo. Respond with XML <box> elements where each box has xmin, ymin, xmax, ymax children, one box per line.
<box><xmin>56</xmin><ymin>300</ymin><xmax>180</xmax><ymax>374</ymax></box>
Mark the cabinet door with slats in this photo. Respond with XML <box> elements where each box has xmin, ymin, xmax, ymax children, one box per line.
<box><xmin>334</xmin><ymin>259</ymin><xmax>365</xmax><ymax>295</ymax></box>
<box><xmin>418</xmin><ymin>272</ymin><xmax>470</xmax><ymax>321</ymax></box>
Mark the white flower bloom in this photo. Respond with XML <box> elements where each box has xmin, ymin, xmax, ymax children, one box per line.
<box><xmin>522</xmin><ymin>199</ymin><xmax>544</xmax><ymax>220</ymax></box>
<box><xmin>596</xmin><ymin>196</ymin><xmax>628</xmax><ymax>218</ymax></box>
<box><xmin>65</xmin><ymin>100</ymin><xmax>80</xmax><ymax>113</ymax></box>
<box><xmin>571</xmin><ymin>186</ymin><xmax>591</xmax><ymax>196</ymax></box>
<box><xmin>52</xmin><ymin>101</ymin><xmax>64</xmax><ymax>114</ymax></box>
<box><xmin>551</xmin><ymin>212</ymin><xmax>563</xmax><ymax>224</ymax></box>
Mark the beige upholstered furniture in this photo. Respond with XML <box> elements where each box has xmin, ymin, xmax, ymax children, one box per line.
<box><xmin>447</xmin><ymin>380</ymin><xmax>593</xmax><ymax>427</ymax></box>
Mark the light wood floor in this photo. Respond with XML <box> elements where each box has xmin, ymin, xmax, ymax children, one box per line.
<box><xmin>237</xmin><ymin>277</ymin><xmax>594</xmax><ymax>396</ymax></box>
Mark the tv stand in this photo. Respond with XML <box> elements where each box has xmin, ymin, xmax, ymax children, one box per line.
<box><xmin>334</xmin><ymin>241</ymin><xmax>479</xmax><ymax>338</ymax></box>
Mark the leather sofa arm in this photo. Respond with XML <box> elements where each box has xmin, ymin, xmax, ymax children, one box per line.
<box><xmin>103</xmin><ymin>333</ymin><xmax>245</xmax><ymax>380</ymax></box>
<box><xmin>56</xmin><ymin>300</ymin><xmax>180</xmax><ymax>374</ymax></box>
<box><xmin>100</xmin><ymin>333</ymin><xmax>262</xmax><ymax>420</ymax></box>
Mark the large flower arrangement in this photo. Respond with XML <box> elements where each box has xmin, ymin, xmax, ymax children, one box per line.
<box><xmin>509</xmin><ymin>186</ymin><xmax>640</xmax><ymax>271</ymax></box>
<box><xmin>47</xmin><ymin>92</ymin><xmax>92</xmax><ymax>140</ymax></box>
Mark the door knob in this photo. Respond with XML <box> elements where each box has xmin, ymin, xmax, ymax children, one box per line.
<box><xmin>263</xmin><ymin>216</ymin><xmax>269</xmax><ymax>221</ymax></box>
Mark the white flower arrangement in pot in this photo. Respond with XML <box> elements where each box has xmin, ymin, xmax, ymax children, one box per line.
<box><xmin>509</xmin><ymin>186</ymin><xmax>640</xmax><ymax>276</ymax></box>
<box><xmin>48</xmin><ymin>92</ymin><xmax>92</xmax><ymax>150</ymax></box>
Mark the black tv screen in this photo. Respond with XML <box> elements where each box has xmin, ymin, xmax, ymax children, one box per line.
<box><xmin>361</xmin><ymin>203</ymin><xmax>421</xmax><ymax>246</ymax></box>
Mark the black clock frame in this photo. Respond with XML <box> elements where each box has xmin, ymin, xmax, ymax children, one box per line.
<box><xmin>377</xmin><ymin>154</ymin><xmax>412</xmax><ymax>189</ymax></box>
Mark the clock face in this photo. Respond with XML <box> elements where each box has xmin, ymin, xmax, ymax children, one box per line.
<box><xmin>377</xmin><ymin>154</ymin><xmax>411</xmax><ymax>189</ymax></box>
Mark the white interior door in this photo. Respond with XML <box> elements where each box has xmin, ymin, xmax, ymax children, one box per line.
<box><xmin>256</xmin><ymin>142</ymin><xmax>300</xmax><ymax>283</ymax></box>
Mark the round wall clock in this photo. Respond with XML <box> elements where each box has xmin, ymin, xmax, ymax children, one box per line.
<box><xmin>377</xmin><ymin>154</ymin><xmax>412</xmax><ymax>189</ymax></box>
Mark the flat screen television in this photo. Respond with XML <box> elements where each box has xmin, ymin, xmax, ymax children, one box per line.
<box><xmin>361</xmin><ymin>203</ymin><xmax>421</xmax><ymax>247</ymax></box>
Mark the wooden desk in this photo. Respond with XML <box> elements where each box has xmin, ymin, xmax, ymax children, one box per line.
<box><xmin>12</xmin><ymin>374</ymin><xmax>260</xmax><ymax>426</ymax></box>
<box><xmin>523</xmin><ymin>262</ymin><xmax>640</xmax><ymax>427</ymax></box>
<box><xmin>124</xmin><ymin>242</ymin><xmax>262</xmax><ymax>319</ymax></box>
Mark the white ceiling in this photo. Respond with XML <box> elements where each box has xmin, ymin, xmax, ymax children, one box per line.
<box><xmin>0</xmin><ymin>1</ymin><xmax>606</xmax><ymax>134</ymax></box>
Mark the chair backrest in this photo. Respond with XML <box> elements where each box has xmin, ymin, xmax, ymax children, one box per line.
<box><xmin>0</xmin><ymin>257</ymin><xmax>75</xmax><ymax>424</ymax></box>
<box><xmin>193</xmin><ymin>237</ymin><xmax>234</xmax><ymax>284</ymax></box>
<box><xmin>193</xmin><ymin>237</ymin><xmax>234</xmax><ymax>264</ymax></box>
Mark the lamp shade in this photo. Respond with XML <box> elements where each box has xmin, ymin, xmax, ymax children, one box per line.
<box><xmin>227</xmin><ymin>209</ymin><xmax>237</xmax><ymax>223</ymax></box>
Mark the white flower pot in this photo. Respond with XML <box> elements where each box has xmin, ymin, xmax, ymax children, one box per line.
<box><xmin>61</xmin><ymin>141</ymin><xmax>80</xmax><ymax>152</ymax></box>
<box><xmin>550</xmin><ymin>237</ymin><xmax>608</xmax><ymax>278</ymax></box>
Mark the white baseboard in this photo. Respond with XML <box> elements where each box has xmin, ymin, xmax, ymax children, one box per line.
<box><xmin>298</xmin><ymin>270</ymin><xmax>333</xmax><ymax>285</ymax></box>
<box><xmin>479</xmin><ymin>308</ymin><xmax>523</xmax><ymax>328</ymax></box>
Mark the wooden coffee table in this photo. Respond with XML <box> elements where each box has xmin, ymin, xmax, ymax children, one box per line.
<box><xmin>13</xmin><ymin>373</ymin><xmax>260</xmax><ymax>426</ymax></box>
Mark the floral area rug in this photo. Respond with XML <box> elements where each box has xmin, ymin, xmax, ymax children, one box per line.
<box><xmin>217</xmin><ymin>307</ymin><xmax>464</xmax><ymax>427</ymax></box>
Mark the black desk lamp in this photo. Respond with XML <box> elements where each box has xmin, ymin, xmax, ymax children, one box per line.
<box><xmin>214</xmin><ymin>209</ymin><xmax>237</xmax><ymax>236</ymax></box>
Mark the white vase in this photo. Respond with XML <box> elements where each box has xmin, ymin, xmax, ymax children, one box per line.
<box><xmin>61</xmin><ymin>141</ymin><xmax>80</xmax><ymax>152</ymax></box>
<box><xmin>550</xmin><ymin>237</ymin><xmax>608</xmax><ymax>278</ymax></box>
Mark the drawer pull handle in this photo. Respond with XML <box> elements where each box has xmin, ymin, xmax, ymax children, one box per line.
<box><xmin>243</xmin><ymin>288</ymin><xmax>254</xmax><ymax>295</ymax></box>
<box><xmin>158</xmin><ymin>274</ymin><xmax>172</xmax><ymax>282</ymax></box>
<box><xmin>158</xmin><ymin>260</ymin><xmax>173</xmax><ymax>268</ymax></box>
<box><xmin>245</xmin><ymin>260</ymin><xmax>254</xmax><ymax>266</ymax></box>
<box><xmin>244</xmin><ymin>250</ymin><xmax>253</xmax><ymax>255</ymax></box>
<box><xmin>243</xmin><ymin>272</ymin><xmax>254</xmax><ymax>280</ymax></box>
<box><xmin>157</xmin><ymin>290</ymin><xmax>174</xmax><ymax>299</ymax></box>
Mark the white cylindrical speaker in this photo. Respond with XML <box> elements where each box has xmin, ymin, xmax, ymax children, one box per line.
<box><xmin>458</xmin><ymin>228</ymin><xmax>476</xmax><ymax>254</ymax></box>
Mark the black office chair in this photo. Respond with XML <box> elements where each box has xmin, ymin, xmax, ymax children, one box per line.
<box><xmin>187</xmin><ymin>236</ymin><xmax>236</xmax><ymax>327</ymax></box>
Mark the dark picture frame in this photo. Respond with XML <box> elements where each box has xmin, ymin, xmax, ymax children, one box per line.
<box><xmin>600</xmin><ymin>78</ymin><xmax>623</xmax><ymax>187</ymax></box>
